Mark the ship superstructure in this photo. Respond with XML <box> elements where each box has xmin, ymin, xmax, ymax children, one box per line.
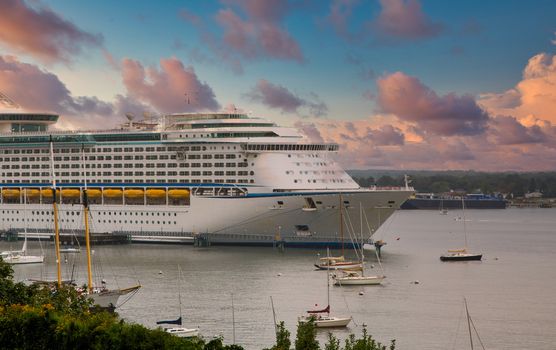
<box><xmin>0</xmin><ymin>112</ymin><xmax>413</xmax><ymax>246</ymax></box>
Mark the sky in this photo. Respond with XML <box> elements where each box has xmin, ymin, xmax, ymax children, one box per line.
<box><xmin>0</xmin><ymin>0</ymin><xmax>555</xmax><ymax>171</ymax></box>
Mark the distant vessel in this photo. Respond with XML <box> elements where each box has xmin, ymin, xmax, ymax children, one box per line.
<box><xmin>440</xmin><ymin>199</ymin><xmax>482</xmax><ymax>262</ymax></box>
<box><xmin>0</xmin><ymin>111</ymin><xmax>413</xmax><ymax>247</ymax></box>
<box><xmin>402</xmin><ymin>193</ymin><xmax>506</xmax><ymax>210</ymax></box>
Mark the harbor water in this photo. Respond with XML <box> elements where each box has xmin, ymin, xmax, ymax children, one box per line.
<box><xmin>5</xmin><ymin>208</ymin><xmax>556</xmax><ymax>349</ymax></box>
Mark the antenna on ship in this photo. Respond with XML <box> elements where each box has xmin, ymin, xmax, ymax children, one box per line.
<box><xmin>125</xmin><ymin>113</ymin><xmax>134</xmax><ymax>128</ymax></box>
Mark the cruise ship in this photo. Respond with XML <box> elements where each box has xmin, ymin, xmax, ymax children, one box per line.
<box><xmin>0</xmin><ymin>111</ymin><xmax>413</xmax><ymax>247</ymax></box>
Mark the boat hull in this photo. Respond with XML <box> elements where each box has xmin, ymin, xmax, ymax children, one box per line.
<box><xmin>164</xmin><ymin>327</ymin><xmax>199</xmax><ymax>337</ymax></box>
<box><xmin>3</xmin><ymin>255</ymin><xmax>44</xmax><ymax>264</ymax></box>
<box><xmin>299</xmin><ymin>315</ymin><xmax>351</xmax><ymax>328</ymax></box>
<box><xmin>333</xmin><ymin>275</ymin><xmax>384</xmax><ymax>285</ymax></box>
<box><xmin>440</xmin><ymin>254</ymin><xmax>482</xmax><ymax>261</ymax></box>
<box><xmin>1</xmin><ymin>188</ymin><xmax>411</xmax><ymax>246</ymax></box>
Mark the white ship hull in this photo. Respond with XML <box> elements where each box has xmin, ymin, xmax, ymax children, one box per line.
<box><xmin>0</xmin><ymin>188</ymin><xmax>410</xmax><ymax>246</ymax></box>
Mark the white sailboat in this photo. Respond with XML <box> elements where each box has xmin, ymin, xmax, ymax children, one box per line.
<box><xmin>314</xmin><ymin>194</ymin><xmax>362</xmax><ymax>271</ymax></box>
<box><xmin>300</xmin><ymin>248</ymin><xmax>352</xmax><ymax>328</ymax></box>
<box><xmin>440</xmin><ymin>198</ymin><xmax>482</xmax><ymax>262</ymax></box>
<box><xmin>2</xmin><ymin>192</ymin><xmax>44</xmax><ymax>265</ymax></box>
<box><xmin>440</xmin><ymin>198</ymin><xmax>448</xmax><ymax>215</ymax></box>
<box><xmin>157</xmin><ymin>265</ymin><xmax>199</xmax><ymax>337</ymax></box>
<box><xmin>333</xmin><ymin>204</ymin><xmax>385</xmax><ymax>286</ymax></box>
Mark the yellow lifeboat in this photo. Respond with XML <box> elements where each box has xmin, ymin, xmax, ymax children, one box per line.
<box><xmin>124</xmin><ymin>189</ymin><xmax>144</xmax><ymax>199</ymax></box>
<box><xmin>103</xmin><ymin>189</ymin><xmax>123</xmax><ymax>198</ymax></box>
<box><xmin>40</xmin><ymin>188</ymin><xmax>54</xmax><ymax>197</ymax></box>
<box><xmin>146</xmin><ymin>189</ymin><xmax>166</xmax><ymax>199</ymax></box>
<box><xmin>168</xmin><ymin>189</ymin><xmax>190</xmax><ymax>199</ymax></box>
<box><xmin>61</xmin><ymin>189</ymin><xmax>80</xmax><ymax>198</ymax></box>
<box><xmin>84</xmin><ymin>189</ymin><xmax>102</xmax><ymax>198</ymax></box>
<box><xmin>1</xmin><ymin>189</ymin><xmax>20</xmax><ymax>199</ymax></box>
<box><xmin>24</xmin><ymin>189</ymin><xmax>41</xmax><ymax>198</ymax></box>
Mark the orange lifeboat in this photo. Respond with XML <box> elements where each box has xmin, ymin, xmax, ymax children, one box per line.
<box><xmin>168</xmin><ymin>189</ymin><xmax>190</xmax><ymax>199</ymax></box>
<box><xmin>40</xmin><ymin>188</ymin><xmax>54</xmax><ymax>197</ymax></box>
<box><xmin>24</xmin><ymin>189</ymin><xmax>41</xmax><ymax>198</ymax></box>
<box><xmin>146</xmin><ymin>189</ymin><xmax>166</xmax><ymax>199</ymax></box>
<box><xmin>103</xmin><ymin>189</ymin><xmax>123</xmax><ymax>198</ymax></box>
<box><xmin>1</xmin><ymin>189</ymin><xmax>20</xmax><ymax>199</ymax></box>
<box><xmin>124</xmin><ymin>189</ymin><xmax>144</xmax><ymax>199</ymax></box>
<box><xmin>61</xmin><ymin>189</ymin><xmax>80</xmax><ymax>198</ymax></box>
<box><xmin>84</xmin><ymin>189</ymin><xmax>102</xmax><ymax>198</ymax></box>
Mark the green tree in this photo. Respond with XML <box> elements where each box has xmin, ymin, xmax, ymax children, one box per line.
<box><xmin>295</xmin><ymin>318</ymin><xmax>319</xmax><ymax>350</ymax></box>
<box><xmin>324</xmin><ymin>332</ymin><xmax>340</xmax><ymax>350</ymax></box>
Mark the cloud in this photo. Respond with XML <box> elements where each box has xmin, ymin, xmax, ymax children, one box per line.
<box><xmin>121</xmin><ymin>57</ymin><xmax>220</xmax><ymax>113</ymax></box>
<box><xmin>324</xmin><ymin>0</ymin><xmax>360</xmax><ymax>40</ymax></box>
<box><xmin>0</xmin><ymin>0</ymin><xmax>102</xmax><ymax>63</ymax></box>
<box><xmin>372</xmin><ymin>0</ymin><xmax>443</xmax><ymax>41</ymax></box>
<box><xmin>552</xmin><ymin>32</ymin><xmax>556</xmax><ymax>45</ymax></box>
<box><xmin>178</xmin><ymin>1</ymin><xmax>303</xmax><ymax>73</ymax></box>
<box><xmin>377</xmin><ymin>72</ymin><xmax>489</xmax><ymax>136</ymax></box>
<box><xmin>489</xmin><ymin>115</ymin><xmax>547</xmax><ymax>145</ymax></box>
<box><xmin>0</xmin><ymin>55</ymin><xmax>155</xmax><ymax>130</ymax></box>
<box><xmin>479</xmin><ymin>53</ymin><xmax>556</xmax><ymax>124</ymax></box>
<box><xmin>245</xmin><ymin>79</ymin><xmax>328</xmax><ymax>116</ymax></box>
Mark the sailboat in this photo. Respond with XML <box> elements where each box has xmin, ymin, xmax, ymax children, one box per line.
<box><xmin>333</xmin><ymin>204</ymin><xmax>385</xmax><ymax>285</ymax></box>
<box><xmin>440</xmin><ymin>198</ymin><xmax>482</xmax><ymax>261</ymax></box>
<box><xmin>314</xmin><ymin>194</ymin><xmax>362</xmax><ymax>270</ymax></box>
<box><xmin>2</xmin><ymin>191</ymin><xmax>45</xmax><ymax>265</ymax></box>
<box><xmin>440</xmin><ymin>198</ymin><xmax>448</xmax><ymax>215</ymax></box>
<box><xmin>157</xmin><ymin>265</ymin><xmax>199</xmax><ymax>337</ymax></box>
<box><xmin>300</xmin><ymin>248</ymin><xmax>352</xmax><ymax>328</ymax></box>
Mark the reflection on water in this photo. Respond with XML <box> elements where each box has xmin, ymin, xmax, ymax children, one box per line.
<box><xmin>5</xmin><ymin>208</ymin><xmax>556</xmax><ymax>350</ymax></box>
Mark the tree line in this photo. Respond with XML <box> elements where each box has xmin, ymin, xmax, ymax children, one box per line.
<box><xmin>352</xmin><ymin>172</ymin><xmax>556</xmax><ymax>197</ymax></box>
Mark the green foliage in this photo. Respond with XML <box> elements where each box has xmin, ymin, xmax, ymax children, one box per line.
<box><xmin>295</xmin><ymin>318</ymin><xmax>319</xmax><ymax>350</ymax></box>
<box><xmin>265</xmin><ymin>321</ymin><xmax>291</xmax><ymax>350</ymax></box>
<box><xmin>0</xmin><ymin>258</ymin><xmax>242</xmax><ymax>350</ymax></box>
<box><xmin>342</xmin><ymin>327</ymin><xmax>394</xmax><ymax>350</ymax></box>
<box><xmin>324</xmin><ymin>332</ymin><xmax>340</xmax><ymax>350</ymax></box>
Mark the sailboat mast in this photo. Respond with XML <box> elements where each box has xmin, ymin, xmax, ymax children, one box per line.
<box><xmin>49</xmin><ymin>137</ymin><xmax>62</xmax><ymax>288</ymax></box>
<box><xmin>462</xmin><ymin>198</ymin><xmax>468</xmax><ymax>250</ymax></box>
<box><xmin>326</xmin><ymin>247</ymin><xmax>331</xmax><ymax>312</ymax></box>
<box><xmin>339</xmin><ymin>194</ymin><xmax>344</xmax><ymax>256</ymax></box>
<box><xmin>464</xmin><ymin>298</ymin><xmax>474</xmax><ymax>350</ymax></box>
<box><xmin>81</xmin><ymin>145</ymin><xmax>93</xmax><ymax>293</ymax></box>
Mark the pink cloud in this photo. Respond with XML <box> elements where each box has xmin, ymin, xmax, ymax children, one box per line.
<box><xmin>178</xmin><ymin>1</ymin><xmax>303</xmax><ymax>73</ymax></box>
<box><xmin>0</xmin><ymin>55</ymin><xmax>155</xmax><ymax>130</ymax></box>
<box><xmin>121</xmin><ymin>57</ymin><xmax>220</xmax><ymax>113</ymax></box>
<box><xmin>0</xmin><ymin>0</ymin><xmax>102</xmax><ymax>63</ymax></box>
<box><xmin>245</xmin><ymin>79</ymin><xmax>327</xmax><ymax>116</ymax></box>
<box><xmin>489</xmin><ymin>115</ymin><xmax>548</xmax><ymax>145</ymax></box>
<box><xmin>373</xmin><ymin>0</ymin><xmax>443</xmax><ymax>41</ymax></box>
<box><xmin>377</xmin><ymin>72</ymin><xmax>489</xmax><ymax>136</ymax></box>
<box><xmin>479</xmin><ymin>53</ymin><xmax>556</xmax><ymax>124</ymax></box>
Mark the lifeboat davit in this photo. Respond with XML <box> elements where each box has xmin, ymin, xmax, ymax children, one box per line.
<box><xmin>103</xmin><ymin>189</ymin><xmax>123</xmax><ymax>198</ymax></box>
<box><xmin>168</xmin><ymin>189</ymin><xmax>190</xmax><ymax>199</ymax></box>
<box><xmin>61</xmin><ymin>189</ymin><xmax>80</xmax><ymax>198</ymax></box>
<box><xmin>124</xmin><ymin>189</ymin><xmax>144</xmax><ymax>199</ymax></box>
<box><xmin>146</xmin><ymin>189</ymin><xmax>166</xmax><ymax>198</ymax></box>
<box><xmin>1</xmin><ymin>189</ymin><xmax>20</xmax><ymax>199</ymax></box>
